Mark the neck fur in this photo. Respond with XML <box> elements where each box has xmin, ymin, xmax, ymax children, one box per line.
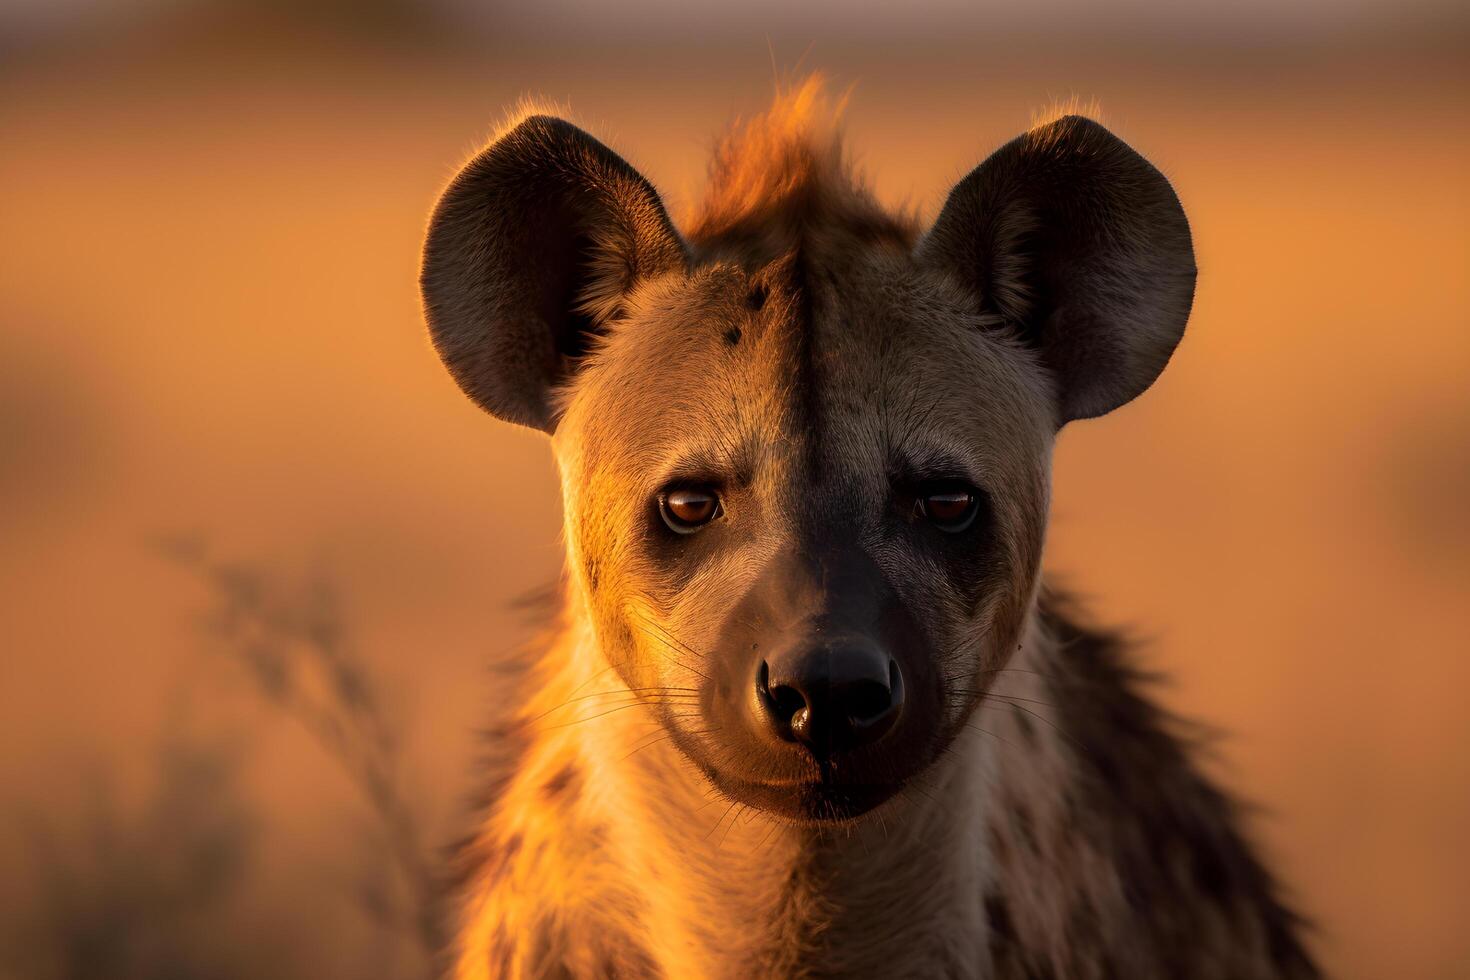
<box><xmin>454</xmin><ymin>600</ymin><xmax>1062</xmax><ymax>980</ymax></box>
<box><xmin>562</xmin><ymin>615</ymin><xmax>1050</xmax><ymax>978</ymax></box>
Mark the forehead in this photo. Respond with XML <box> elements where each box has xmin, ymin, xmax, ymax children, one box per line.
<box><xmin>562</xmin><ymin>246</ymin><xmax>1053</xmax><ymax>494</ymax></box>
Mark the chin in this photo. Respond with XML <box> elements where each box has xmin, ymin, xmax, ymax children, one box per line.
<box><xmin>708</xmin><ymin>772</ymin><xmax>911</xmax><ymax>825</ymax></box>
<box><xmin>667</xmin><ymin>704</ymin><xmax>949</xmax><ymax>826</ymax></box>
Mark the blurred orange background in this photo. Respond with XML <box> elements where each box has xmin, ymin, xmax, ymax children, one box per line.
<box><xmin>2</xmin><ymin>2</ymin><xmax>1466</xmax><ymax>978</ymax></box>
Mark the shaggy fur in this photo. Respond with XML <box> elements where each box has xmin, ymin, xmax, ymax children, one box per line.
<box><xmin>421</xmin><ymin>79</ymin><xmax>1318</xmax><ymax>978</ymax></box>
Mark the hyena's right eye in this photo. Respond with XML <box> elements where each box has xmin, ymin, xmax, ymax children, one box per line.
<box><xmin>659</xmin><ymin>487</ymin><xmax>723</xmax><ymax>534</ymax></box>
<box><xmin>914</xmin><ymin>485</ymin><xmax>983</xmax><ymax>534</ymax></box>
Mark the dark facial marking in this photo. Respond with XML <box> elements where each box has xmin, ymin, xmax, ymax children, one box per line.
<box><xmin>484</xmin><ymin>831</ymin><xmax>523</xmax><ymax>880</ymax></box>
<box><xmin>787</xmin><ymin>250</ymin><xmax>823</xmax><ymax>481</ymax></box>
<box><xmin>543</xmin><ymin>762</ymin><xmax>581</xmax><ymax>801</ymax></box>
<box><xmin>1012</xmin><ymin>703</ymin><xmax>1037</xmax><ymax>744</ymax></box>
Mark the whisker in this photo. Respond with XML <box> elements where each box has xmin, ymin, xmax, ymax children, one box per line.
<box><xmin>976</xmin><ymin>697</ymin><xmax>1090</xmax><ymax>757</ymax></box>
<box><xmin>529</xmin><ymin>687</ymin><xmax>701</xmax><ymax>723</ymax></box>
<box><xmin>631</xmin><ymin>618</ymin><xmax>712</xmax><ymax>680</ymax></box>
<box><xmin>638</xmin><ymin>615</ymin><xmax>713</xmax><ymax>668</ymax></box>
<box><xmin>644</xmin><ymin>624</ymin><xmax>714</xmax><ymax>676</ymax></box>
<box><xmin>538</xmin><ymin>700</ymin><xmax>668</xmax><ymax>730</ymax></box>
<box><xmin>950</xmin><ymin>691</ymin><xmax>1058</xmax><ymax>710</ymax></box>
<box><xmin>718</xmin><ymin>804</ymin><xmax>748</xmax><ymax>849</ymax></box>
<box><xmin>963</xmin><ymin>721</ymin><xmax>1023</xmax><ymax>754</ymax></box>
<box><xmin>971</xmin><ymin>667</ymin><xmax>1064</xmax><ymax>681</ymax></box>
<box><xmin>552</xmin><ymin>662</ymin><xmax>618</xmax><ymax>711</ymax></box>
<box><xmin>905</xmin><ymin>775</ymin><xmax>943</xmax><ymax>809</ymax></box>
<box><xmin>705</xmin><ymin>800</ymin><xmax>741</xmax><ymax>843</ymax></box>
<box><xmin>621</xmin><ymin>729</ymin><xmax>674</xmax><ymax>761</ymax></box>
<box><xmin>756</xmin><ymin>815</ymin><xmax>781</xmax><ymax>850</ymax></box>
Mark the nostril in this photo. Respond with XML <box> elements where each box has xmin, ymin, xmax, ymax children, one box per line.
<box><xmin>845</xmin><ymin>678</ymin><xmax>893</xmax><ymax>724</ymax></box>
<box><xmin>841</xmin><ymin>657</ymin><xmax>903</xmax><ymax>748</ymax></box>
<box><xmin>770</xmin><ymin>684</ymin><xmax>808</xmax><ymax>724</ymax></box>
<box><xmin>758</xmin><ymin>661</ymin><xmax>799</xmax><ymax>719</ymax></box>
<box><xmin>843</xmin><ymin>658</ymin><xmax>902</xmax><ymax>731</ymax></box>
<box><xmin>764</xmin><ymin>664</ymin><xmax>811</xmax><ymax>740</ymax></box>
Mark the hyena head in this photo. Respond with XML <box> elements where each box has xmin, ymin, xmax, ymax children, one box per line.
<box><xmin>422</xmin><ymin>85</ymin><xmax>1194</xmax><ymax>823</ymax></box>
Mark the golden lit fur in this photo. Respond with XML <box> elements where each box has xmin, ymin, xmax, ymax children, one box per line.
<box><xmin>423</xmin><ymin>80</ymin><xmax>1318</xmax><ymax>978</ymax></box>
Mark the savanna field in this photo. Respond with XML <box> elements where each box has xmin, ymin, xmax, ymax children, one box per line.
<box><xmin>1</xmin><ymin>10</ymin><xmax>1467</xmax><ymax>978</ymax></box>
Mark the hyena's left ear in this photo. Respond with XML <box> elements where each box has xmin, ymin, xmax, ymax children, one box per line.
<box><xmin>421</xmin><ymin>115</ymin><xmax>689</xmax><ymax>432</ymax></box>
<box><xmin>917</xmin><ymin>116</ymin><xmax>1196</xmax><ymax>424</ymax></box>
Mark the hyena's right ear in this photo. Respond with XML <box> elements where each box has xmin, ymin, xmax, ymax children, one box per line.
<box><xmin>421</xmin><ymin>115</ymin><xmax>688</xmax><ymax>432</ymax></box>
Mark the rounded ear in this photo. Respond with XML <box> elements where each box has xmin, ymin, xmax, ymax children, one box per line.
<box><xmin>916</xmin><ymin>116</ymin><xmax>1196</xmax><ymax>424</ymax></box>
<box><xmin>421</xmin><ymin>115</ymin><xmax>689</xmax><ymax>432</ymax></box>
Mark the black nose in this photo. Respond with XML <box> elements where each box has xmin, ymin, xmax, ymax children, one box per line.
<box><xmin>756</xmin><ymin>639</ymin><xmax>904</xmax><ymax>757</ymax></box>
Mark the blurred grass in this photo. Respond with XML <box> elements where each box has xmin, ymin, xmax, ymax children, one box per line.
<box><xmin>166</xmin><ymin>537</ymin><xmax>447</xmax><ymax>963</ymax></box>
<box><xmin>6</xmin><ymin>740</ymin><xmax>272</xmax><ymax>980</ymax></box>
<box><xmin>3</xmin><ymin>546</ymin><xmax>448</xmax><ymax>980</ymax></box>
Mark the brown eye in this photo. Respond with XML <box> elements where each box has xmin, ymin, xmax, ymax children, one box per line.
<box><xmin>660</xmin><ymin>488</ymin><xmax>722</xmax><ymax>534</ymax></box>
<box><xmin>917</xmin><ymin>488</ymin><xmax>979</xmax><ymax>532</ymax></box>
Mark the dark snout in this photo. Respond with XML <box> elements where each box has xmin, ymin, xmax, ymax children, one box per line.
<box><xmin>756</xmin><ymin>636</ymin><xmax>904</xmax><ymax>758</ymax></box>
<box><xmin>688</xmin><ymin>545</ymin><xmax>943</xmax><ymax>821</ymax></box>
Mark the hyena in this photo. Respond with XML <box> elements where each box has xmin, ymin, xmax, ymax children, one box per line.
<box><xmin>420</xmin><ymin>81</ymin><xmax>1319</xmax><ymax>979</ymax></box>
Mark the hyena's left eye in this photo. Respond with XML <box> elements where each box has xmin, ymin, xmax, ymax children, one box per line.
<box><xmin>659</xmin><ymin>487</ymin><xmax>722</xmax><ymax>534</ymax></box>
<box><xmin>915</xmin><ymin>487</ymin><xmax>981</xmax><ymax>533</ymax></box>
